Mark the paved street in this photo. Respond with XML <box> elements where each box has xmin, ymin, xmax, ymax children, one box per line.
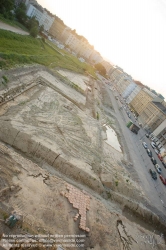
<box><xmin>98</xmin><ymin>76</ymin><xmax>166</xmax><ymax>221</ymax></box>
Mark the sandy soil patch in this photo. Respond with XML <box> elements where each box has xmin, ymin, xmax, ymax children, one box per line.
<box><xmin>38</xmin><ymin>70</ymin><xmax>86</xmax><ymax>106</ymax></box>
<box><xmin>58</xmin><ymin>70</ymin><xmax>89</xmax><ymax>92</ymax></box>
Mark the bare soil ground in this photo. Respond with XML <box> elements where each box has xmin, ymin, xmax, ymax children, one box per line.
<box><xmin>0</xmin><ymin>66</ymin><xmax>165</xmax><ymax>250</ymax></box>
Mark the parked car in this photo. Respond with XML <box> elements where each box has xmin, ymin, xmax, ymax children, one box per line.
<box><xmin>151</xmin><ymin>157</ymin><xmax>157</xmax><ymax>165</ymax></box>
<box><xmin>162</xmin><ymin>162</ymin><xmax>166</xmax><ymax>168</ymax></box>
<box><xmin>155</xmin><ymin>164</ymin><xmax>162</xmax><ymax>174</ymax></box>
<box><xmin>147</xmin><ymin>149</ymin><xmax>152</xmax><ymax>157</ymax></box>
<box><xmin>154</xmin><ymin>149</ymin><xmax>159</xmax><ymax>154</ymax></box>
<box><xmin>128</xmin><ymin>114</ymin><xmax>131</xmax><ymax>118</ymax></box>
<box><xmin>145</xmin><ymin>134</ymin><xmax>150</xmax><ymax>138</ymax></box>
<box><xmin>159</xmin><ymin>175</ymin><xmax>166</xmax><ymax>185</ymax></box>
<box><xmin>142</xmin><ymin>142</ymin><xmax>147</xmax><ymax>149</ymax></box>
<box><xmin>151</xmin><ymin>142</ymin><xmax>156</xmax><ymax>149</ymax></box>
<box><xmin>158</xmin><ymin>154</ymin><xmax>163</xmax><ymax>162</ymax></box>
<box><xmin>149</xmin><ymin>169</ymin><xmax>157</xmax><ymax>180</ymax></box>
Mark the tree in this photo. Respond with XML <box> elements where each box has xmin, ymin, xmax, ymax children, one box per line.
<box><xmin>30</xmin><ymin>26</ymin><xmax>38</xmax><ymax>38</ymax></box>
<box><xmin>26</xmin><ymin>17</ymin><xmax>39</xmax><ymax>37</ymax></box>
<box><xmin>15</xmin><ymin>3</ymin><xmax>27</xmax><ymax>24</ymax></box>
<box><xmin>0</xmin><ymin>0</ymin><xmax>14</xmax><ymax>18</ymax></box>
<box><xmin>26</xmin><ymin>17</ymin><xmax>39</xmax><ymax>30</ymax></box>
<box><xmin>94</xmin><ymin>63</ymin><xmax>106</xmax><ymax>75</ymax></box>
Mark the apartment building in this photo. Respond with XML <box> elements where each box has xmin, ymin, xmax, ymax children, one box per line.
<box><xmin>58</xmin><ymin>27</ymin><xmax>71</xmax><ymax>43</ymax></box>
<box><xmin>130</xmin><ymin>88</ymin><xmax>157</xmax><ymax>115</ymax></box>
<box><xmin>65</xmin><ymin>32</ymin><xmax>94</xmax><ymax>59</ymax></box>
<box><xmin>126</xmin><ymin>81</ymin><xmax>144</xmax><ymax>104</ymax></box>
<box><xmin>49</xmin><ymin>16</ymin><xmax>67</xmax><ymax>41</ymax></box>
<box><xmin>140</xmin><ymin>99</ymin><xmax>166</xmax><ymax>132</ymax></box>
<box><xmin>65</xmin><ymin>33</ymin><xmax>79</xmax><ymax>51</ymax></box>
<box><xmin>109</xmin><ymin>66</ymin><xmax>124</xmax><ymax>83</ymax></box>
<box><xmin>78</xmin><ymin>38</ymin><xmax>93</xmax><ymax>59</ymax></box>
<box><xmin>122</xmin><ymin>82</ymin><xmax>136</xmax><ymax>99</ymax></box>
<box><xmin>26</xmin><ymin>4</ymin><xmax>54</xmax><ymax>31</ymax></box>
<box><xmin>116</xmin><ymin>75</ymin><xmax>133</xmax><ymax>96</ymax></box>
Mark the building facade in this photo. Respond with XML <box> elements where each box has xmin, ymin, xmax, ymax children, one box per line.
<box><xmin>109</xmin><ymin>66</ymin><xmax>124</xmax><ymax>84</ymax></box>
<box><xmin>26</xmin><ymin>4</ymin><xmax>54</xmax><ymax>31</ymax></box>
<box><xmin>64</xmin><ymin>32</ymin><xmax>94</xmax><ymax>59</ymax></box>
<box><xmin>154</xmin><ymin>120</ymin><xmax>166</xmax><ymax>151</ymax></box>
<box><xmin>122</xmin><ymin>82</ymin><xmax>136</xmax><ymax>99</ymax></box>
<box><xmin>139</xmin><ymin>99</ymin><xmax>166</xmax><ymax>132</ymax></box>
<box><xmin>126</xmin><ymin>85</ymin><xmax>141</xmax><ymax>104</ymax></box>
<box><xmin>126</xmin><ymin>81</ymin><xmax>144</xmax><ymax>104</ymax></box>
<box><xmin>116</xmin><ymin>74</ymin><xmax>134</xmax><ymax>95</ymax></box>
<box><xmin>49</xmin><ymin>17</ymin><xmax>67</xmax><ymax>41</ymax></box>
<box><xmin>130</xmin><ymin>88</ymin><xmax>157</xmax><ymax>115</ymax></box>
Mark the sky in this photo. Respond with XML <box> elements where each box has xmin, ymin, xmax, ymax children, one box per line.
<box><xmin>37</xmin><ymin>0</ymin><xmax>166</xmax><ymax>99</ymax></box>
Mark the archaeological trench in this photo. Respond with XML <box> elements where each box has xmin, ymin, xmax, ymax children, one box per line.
<box><xmin>0</xmin><ymin>65</ymin><xmax>166</xmax><ymax>250</ymax></box>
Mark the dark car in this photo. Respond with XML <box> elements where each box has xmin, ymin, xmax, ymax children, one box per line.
<box><xmin>147</xmin><ymin>149</ymin><xmax>152</xmax><ymax>157</ymax></box>
<box><xmin>149</xmin><ymin>169</ymin><xmax>157</xmax><ymax>180</ymax></box>
<box><xmin>145</xmin><ymin>134</ymin><xmax>150</xmax><ymax>138</ymax></box>
<box><xmin>151</xmin><ymin>157</ymin><xmax>157</xmax><ymax>165</ymax></box>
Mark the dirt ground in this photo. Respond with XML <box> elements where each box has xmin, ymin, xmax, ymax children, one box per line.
<box><xmin>0</xmin><ymin>66</ymin><xmax>166</xmax><ymax>250</ymax></box>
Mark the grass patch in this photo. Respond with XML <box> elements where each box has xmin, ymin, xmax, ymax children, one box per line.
<box><xmin>115</xmin><ymin>180</ymin><xmax>119</xmax><ymax>186</ymax></box>
<box><xmin>0</xmin><ymin>29</ymin><xmax>97</xmax><ymax>78</ymax></box>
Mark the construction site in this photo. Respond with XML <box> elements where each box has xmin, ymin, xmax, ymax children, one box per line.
<box><xmin>0</xmin><ymin>65</ymin><xmax>166</xmax><ymax>250</ymax></box>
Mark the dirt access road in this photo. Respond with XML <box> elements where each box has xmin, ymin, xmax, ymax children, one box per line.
<box><xmin>0</xmin><ymin>21</ymin><xmax>29</xmax><ymax>35</ymax></box>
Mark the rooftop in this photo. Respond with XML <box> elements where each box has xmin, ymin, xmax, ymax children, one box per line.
<box><xmin>134</xmin><ymin>80</ymin><xmax>144</xmax><ymax>87</ymax></box>
<box><xmin>153</xmin><ymin>101</ymin><xmax>166</xmax><ymax>115</ymax></box>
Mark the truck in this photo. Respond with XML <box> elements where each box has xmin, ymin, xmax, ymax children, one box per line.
<box><xmin>126</xmin><ymin>121</ymin><xmax>140</xmax><ymax>134</ymax></box>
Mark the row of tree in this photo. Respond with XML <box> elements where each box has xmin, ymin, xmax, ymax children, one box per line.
<box><xmin>0</xmin><ymin>0</ymin><xmax>43</xmax><ymax>37</ymax></box>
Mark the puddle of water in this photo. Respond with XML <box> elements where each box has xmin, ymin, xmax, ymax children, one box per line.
<box><xmin>104</xmin><ymin>125</ymin><xmax>122</xmax><ymax>152</ymax></box>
